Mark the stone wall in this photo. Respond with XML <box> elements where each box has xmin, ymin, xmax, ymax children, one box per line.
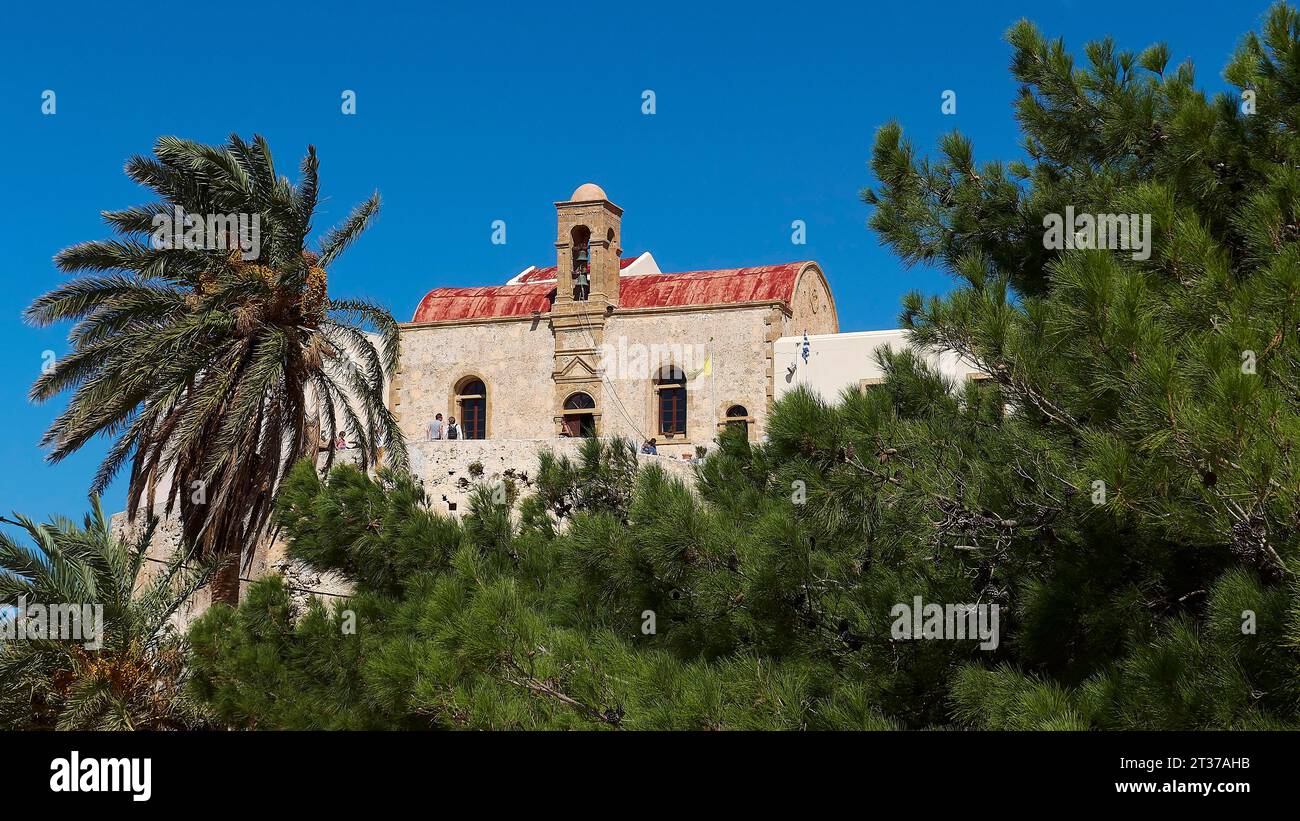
<box><xmin>598</xmin><ymin>307</ymin><xmax>773</xmax><ymax>454</ymax></box>
<box><xmin>392</xmin><ymin>317</ymin><xmax>555</xmax><ymax>442</ymax></box>
<box><xmin>784</xmin><ymin>263</ymin><xmax>839</xmax><ymax>338</ymax></box>
<box><xmin>408</xmin><ymin>437</ymin><xmax>694</xmax><ymax>515</ymax></box>
<box><xmin>394</xmin><ymin>306</ymin><xmax>777</xmax><ymax>459</ymax></box>
<box><xmin>113</xmin><ymin>438</ymin><xmax>694</xmax><ymax>624</ymax></box>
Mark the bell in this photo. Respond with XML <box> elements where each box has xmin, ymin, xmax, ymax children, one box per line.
<box><xmin>575</xmin><ymin>271</ymin><xmax>590</xmax><ymax>288</ymax></box>
<box><xmin>575</xmin><ymin>248</ymin><xmax>589</xmax><ymax>264</ymax></box>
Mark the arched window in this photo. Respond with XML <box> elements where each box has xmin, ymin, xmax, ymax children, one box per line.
<box><xmin>725</xmin><ymin>404</ymin><xmax>749</xmax><ymax>438</ymax></box>
<box><xmin>656</xmin><ymin>366</ymin><xmax>687</xmax><ymax>436</ymax></box>
<box><xmin>455</xmin><ymin>377</ymin><xmax>487</xmax><ymax>439</ymax></box>
<box><xmin>571</xmin><ymin>226</ymin><xmax>591</xmax><ymax>301</ymax></box>
<box><xmin>562</xmin><ymin>392</ymin><xmax>596</xmax><ymax>437</ymax></box>
<box><xmin>564</xmin><ymin>392</ymin><xmax>595</xmax><ymax>410</ymax></box>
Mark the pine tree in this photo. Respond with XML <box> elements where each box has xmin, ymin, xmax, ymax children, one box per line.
<box><xmin>858</xmin><ymin>0</ymin><xmax>1300</xmax><ymax>727</ymax></box>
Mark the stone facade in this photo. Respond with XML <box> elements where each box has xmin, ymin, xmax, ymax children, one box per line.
<box><xmin>394</xmin><ymin>306</ymin><xmax>814</xmax><ymax>458</ymax></box>
<box><xmin>393</xmin><ymin>317</ymin><xmax>554</xmax><ymax>442</ymax></box>
<box><xmin>395</xmin><ymin>182</ymin><xmax>838</xmax><ymax>460</ymax></box>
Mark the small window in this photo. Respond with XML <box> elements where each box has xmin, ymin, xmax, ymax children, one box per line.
<box><xmin>656</xmin><ymin>367</ymin><xmax>687</xmax><ymax>436</ymax></box>
<box><xmin>724</xmin><ymin>404</ymin><xmax>749</xmax><ymax>439</ymax></box>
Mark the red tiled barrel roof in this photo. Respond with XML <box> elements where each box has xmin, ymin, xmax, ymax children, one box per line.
<box><xmin>412</xmin><ymin>282</ymin><xmax>556</xmax><ymax>322</ymax></box>
<box><xmin>411</xmin><ymin>261</ymin><xmax>809</xmax><ymax>323</ymax></box>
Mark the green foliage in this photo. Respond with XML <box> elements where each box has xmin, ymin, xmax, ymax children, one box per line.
<box><xmin>189</xmin><ymin>448</ymin><xmax>909</xmax><ymax>729</ymax></box>
<box><xmin>0</xmin><ymin>498</ymin><xmax>213</xmax><ymax>730</ymax></box>
<box><xmin>273</xmin><ymin>460</ymin><xmax>462</xmax><ymax>597</ymax></box>
<box><xmin>187</xmin><ymin>577</ymin><xmax>388</xmax><ymax>729</ymax></box>
<box><xmin>24</xmin><ymin>134</ymin><xmax>405</xmax><ymax>596</ymax></box>
<box><xmin>187</xmin><ymin>6</ymin><xmax>1300</xmax><ymax>730</ymax></box>
<box><xmin>855</xmin><ymin>0</ymin><xmax>1300</xmax><ymax>728</ymax></box>
<box><xmin>536</xmin><ymin>437</ymin><xmax>640</xmax><ymax>521</ymax></box>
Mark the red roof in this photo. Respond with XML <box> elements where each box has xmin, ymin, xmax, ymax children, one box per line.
<box><xmin>411</xmin><ymin>262</ymin><xmax>808</xmax><ymax>323</ymax></box>
<box><xmin>412</xmin><ymin>282</ymin><xmax>556</xmax><ymax>322</ymax></box>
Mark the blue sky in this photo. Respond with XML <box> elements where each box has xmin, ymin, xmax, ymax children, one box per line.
<box><xmin>0</xmin><ymin>0</ymin><xmax>1277</xmax><ymax>526</ymax></box>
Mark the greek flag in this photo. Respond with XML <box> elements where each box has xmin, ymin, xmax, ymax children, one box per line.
<box><xmin>801</xmin><ymin>332</ymin><xmax>810</xmax><ymax>364</ymax></box>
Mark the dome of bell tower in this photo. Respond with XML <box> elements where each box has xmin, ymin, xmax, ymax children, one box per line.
<box><xmin>569</xmin><ymin>182</ymin><xmax>608</xmax><ymax>202</ymax></box>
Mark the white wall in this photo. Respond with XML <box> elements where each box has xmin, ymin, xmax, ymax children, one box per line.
<box><xmin>773</xmin><ymin>329</ymin><xmax>980</xmax><ymax>403</ymax></box>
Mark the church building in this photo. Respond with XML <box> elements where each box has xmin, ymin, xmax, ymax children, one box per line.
<box><xmin>391</xmin><ymin>183</ymin><xmax>839</xmax><ymax>458</ymax></box>
<box><xmin>124</xmin><ymin>185</ymin><xmax>983</xmax><ymax>612</ymax></box>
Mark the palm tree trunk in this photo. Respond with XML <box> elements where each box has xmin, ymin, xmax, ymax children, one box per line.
<box><xmin>210</xmin><ymin>552</ymin><xmax>241</xmax><ymax>606</ymax></box>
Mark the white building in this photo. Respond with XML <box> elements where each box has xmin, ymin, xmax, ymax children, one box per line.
<box><xmin>773</xmin><ymin>329</ymin><xmax>982</xmax><ymax>403</ymax></box>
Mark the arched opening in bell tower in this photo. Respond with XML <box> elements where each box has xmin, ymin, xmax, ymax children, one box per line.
<box><xmin>571</xmin><ymin>226</ymin><xmax>591</xmax><ymax>301</ymax></box>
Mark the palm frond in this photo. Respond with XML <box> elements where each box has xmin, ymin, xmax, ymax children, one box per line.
<box><xmin>319</xmin><ymin>191</ymin><xmax>381</xmax><ymax>266</ymax></box>
<box><xmin>27</xmin><ymin>134</ymin><xmax>406</xmax><ymax>606</ymax></box>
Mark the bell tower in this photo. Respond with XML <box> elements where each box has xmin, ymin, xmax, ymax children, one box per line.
<box><xmin>550</xmin><ymin>183</ymin><xmax>622</xmax><ymax>434</ymax></box>
<box><xmin>554</xmin><ymin>183</ymin><xmax>622</xmax><ymax>309</ymax></box>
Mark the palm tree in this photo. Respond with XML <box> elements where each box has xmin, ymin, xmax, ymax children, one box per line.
<box><xmin>0</xmin><ymin>498</ymin><xmax>213</xmax><ymax>729</ymax></box>
<box><xmin>25</xmin><ymin>134</ymin><xmax>406</xmax><ymax>605</ymax></box>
